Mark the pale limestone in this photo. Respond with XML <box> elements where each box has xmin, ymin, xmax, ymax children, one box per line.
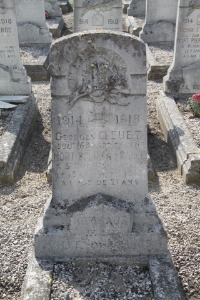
<box><xmin>164</xmin><ymin>0</ymin><xmax>200</xmax><ymax>94</ymax></box>
<box><xmin>140</xmin><ymin>0</ymin><xmax>178</xmax><ymax>43</ymax></box>
<box><xmin>73</xmin><ymin>0</ymin><xmax>122</xmax><ymax>32</ymax></box>
<box><xmin>35</xmin><ymin>31</ymin><xmax>168</xmax><ymax>261</ymax></box>
<box><xmin>44</xmin><ymin>0</ymin><xmax>62</xmax><ymax>17</ymax></box>
<box><xmin>128</xmin><ymin>0</ymin><xmax>146</xmax><ymax>17</ymax></box>
<box><xmin>0</xmin><ymin>0</ymin><xmax>31</xmax><ymax>95</ymax></box>
<box><xmin>15</xmin><ymin>0</ymin><xmax>52</xmax><ymax>45</ymax></box>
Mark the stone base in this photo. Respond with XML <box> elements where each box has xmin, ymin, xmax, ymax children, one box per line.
<box><xmin>21</xmin><ymin>251</ymin><xmax>185</xmax><ymax>300</ymax></box>
<box><xmin>0</xmin><ymin>94</ymin><xmax>38</xmax><ymax>184</ymax></box>
<box><xmin>156</xmin><ymin>92</ymin><xmax>200</xmax><ymax>184</ymax></box>
<box><xmin>46</xmin><ymin>16</ymin><xmax>65</xmax><ymax>38</ymax></box>
<box><xmin>35</xmin><ymin>194</ymin><xmax>168</xmax><ymax>261</ymax></box>
<box><xmin>21</xmin><ymin>45</ymin><xmax>50</xmax><ymax>81</ymax></box>
<box><xmin>18</xmin><ymin>23</ymin><xmax>52</xmax><ymax>45</ymax></box>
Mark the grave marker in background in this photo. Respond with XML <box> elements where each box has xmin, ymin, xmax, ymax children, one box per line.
<box><xmin>164</xmin><ymin>0</ymin><xmax>200</xmax><ymax>94</ymax></box>
<box><xmin>15</xmin><ymin>0</ymin><xmax>52</xmax><ymax>45</ymax></box>
<box><xmin>128</xmin><ymin>0</ymin><xmax>146</xmax><ymax>17</ymax></box>
<box><xmin>45</xmin><ymin>0</ymin><xmax>62</xmax><ymax>17</ymax></box>
<box><xmin>73</xmin><ymin>0</ymin><xmax>122</xmax><ymax>32</ymax></box>
<box><xmin>0</xmin><ymin>0</ymin><xmax>31</xmax><ymax>95</ymax></box>
<box><xmin>140</xmin><ymin>0</ymin><xmax>178</xmax><ymax>43</ymax></box>
<box><xmin>35</xmin><ymin>31</ymin><xmax>167</xmax><ymax>261</ymax></box>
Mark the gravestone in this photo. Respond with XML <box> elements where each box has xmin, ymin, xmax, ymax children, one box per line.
<box><xmin>164</xmin><ymin>0</ymin><xmax>200</xmax><ymax>94</ymax></box>
<box><xmin>45</xmin><ymin>0</ymin><xmax>62</xmax><ymax>17</ymax></box>
<box><xmin>0</xmin><ymin>0</ymin><xmax>31</xmax><ymax>95</ymax></box>
<box><xmin>15</xmin><ymin>0</ymin><xmax>52</xmax><ymax>45</ymax></box>
<box><xmin>140</xmin><ymin>0</ymin><xmax>178</xmax><ymax>43</ymax></box>
<box><xmin>35</xmin><ymin>31</ymin><xmax>167</xmax><ymax>261</ymax></box>
<box><xmin>128</xmin><ymin>0</ymin><xmax>146</xmax><ymax>17</ymax></box>
<box><xmin>73</xmin><ymin>0</ymin><xmax>123</xmax><ymax>32</ymax></box>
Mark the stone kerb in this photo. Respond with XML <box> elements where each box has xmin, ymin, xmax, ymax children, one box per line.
<box><xmin>73</xmin><ymin>0</ymin><xmax>123</xmax><ymax>32</ymax></box>
<box><xmin>164</xmin><ymin>0</ymin><xmax>200</xmax><ymax>95</ymax></box>
<box><xmin>0</xmin><ymin>0</ymin><xmax>31</xmax><ymax>95</ymax></box>
<box><xmin>15</xmin><ymin>0</ymin><xmax>52</xmax><ymax>45</ymax></box>
<box><xmin>140</xmin><ymin>0</ymin><xmax>178</xmax><ymax>44</ymax></box>
<box><xmin>128</xmin><ymin>0</ymin><xmax>146</xmax><ymax>17</ymax></box>
<box><xmin>35</xmin><ymin>31</ymin><xmax>168</xmax><ymax>261</ymax></box>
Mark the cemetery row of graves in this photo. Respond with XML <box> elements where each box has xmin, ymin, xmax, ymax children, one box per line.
<box><xmin>0</xmin><ymin>0</ymin><xmax>199</xmax><ymax>299</ymax></box>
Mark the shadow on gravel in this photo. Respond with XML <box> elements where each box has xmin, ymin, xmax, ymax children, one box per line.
<box><xmin>148</xmin><ymin>132</ymin><xmax>176</xmax><ymax>171</ymax></box>
<box><xmin>16</xmin><ymin>111</ymin><xmax>51</xmax><ymax>180</ymax></box>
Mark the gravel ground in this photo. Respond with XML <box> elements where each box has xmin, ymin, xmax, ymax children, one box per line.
<box><xmin>51</xmin><ymin>263</ymin><xmax>153</xmax><ymax>300</ymax></box>
<box><xmin>149</xmin><ymin>44</ymin><xmax>174</xmax><ymax>65</ymax></box>
<box><xmin>0</xmin><ymin>80</ymin><xmax>199</xmax><ymax>300</ymax></box>
<box><xmin>0</xmin><ymin>13</ymin><xmax>200</xmax><ymax>300</ymax></box>
<box><xmin>20</xmin><ymin>45</ymin><xmax>51</xmax><ymax>64</ymax></box>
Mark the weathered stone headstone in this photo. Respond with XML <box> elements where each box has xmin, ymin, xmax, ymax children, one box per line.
<box><xmin>73</xmin><ymin>0</ymin><xmax>123</xmax><ymax>32</ymax></box>
<box><xmin>0</xmin><ymin>0</ymin><xmax>31</xmax><ymax>95</ymax></box>
<box><xmin>128</xmin><ymin>0</ymin><xmax>146</xmax><ymax>17</ymax></box>
<box><xmin>35</xmin><ymin>31</ymin><xmax>167</xmax><ymax>261</ymax></box>
<box><xmin>45</xmin><ymin>0</ymin><xmax>62</xmax><ymax>17</ymax></box>
<box><xmin>140</xmin><ymin>0</ymin><xmax>178</xmax><ymax>43</ymax></box>
<box><xmin>164</xmin><ymin>0</ymin><xmax>200</xmax><ymax>94</ymax></box>
<box><xmin>15</xmin><ymin>0</ymin><xmax>52</xmax><ymax>45</ymax></box>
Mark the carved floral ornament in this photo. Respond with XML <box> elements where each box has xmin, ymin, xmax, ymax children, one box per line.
<box><xmin>67</xmin><ymin>50</ymin><xmax>131</xmax><ymax>108</ymax></box>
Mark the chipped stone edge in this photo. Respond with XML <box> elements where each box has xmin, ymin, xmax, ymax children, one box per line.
<box><xmin>0</xmin><ymin>94</ymin><xmax>38</xmax><ymax>185</ymax></box>
<box><xmin>21</xmin><ymin>251</ymin><xmax>185</xmax><ymax>300</ymax></box>
<box><xmin>146</xmin><ymin>46</ymin><xmax>170</xmax><ymax>80</ymax></box>
<box><xmin>156</xmin><ymin>92</ymin><xmax>200</xmax><ymax>184</ymax></box>
<box><xmin>46</xmin><ymin>16</ymin><xmax>65</xmax><ymax>38</ymax></box>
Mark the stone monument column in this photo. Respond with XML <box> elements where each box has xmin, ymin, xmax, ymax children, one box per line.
<box><xmin>35</xmin><ymin>31</ymin><xmax>167</xmax><ymax>262</ymax></box>
<box><xmin>15</xmin><ymin>0</ymin><xmax>52</xmax><ymax>45</ymax></box>
<box><xmin>0</xmin><ymin>0</ymin><xmax>31</xmax><ymax>95</ymax></box>
<box><xmin>164</xmin><ymin>0</ymin><xmax>200</xmax><ymax>94</ymax></box>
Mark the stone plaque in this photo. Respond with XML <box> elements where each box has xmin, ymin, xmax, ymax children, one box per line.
<box><xmin>35</xmin><ymin>31</ymin><xmax>167</xmax><ymax>260</ymax></box>
<box><xmin>73</xmin><ymin>0</ymin><xmax>122</xmax><ymax>32</ymax></box>
<box><xmin>128</xmin><ymin>0</ymin><xmax>146</xmax><ymax>17</ymax></box>
<box><xmin>15</xmin><ymin>0</ymin><xmax>52</xmax><ymax>45</ymax></box>
<box><xmin>140</xmin><ymin>0</ymin><xmax>178</xmax><ymax>43</ymax></box>
<box><xmin>44</xmin><ymin>0</ymin><xmax>62</xmax><ymax>17</ymax></box>
<box><xmin>164</xmin><ymin>0</ymin><xmax>200</xmax><ymax>94</ymax></box>
<box><xmin>0</xmin><ymin>0</ymin><xmax>31</xmax><ymax>95</ymax></box>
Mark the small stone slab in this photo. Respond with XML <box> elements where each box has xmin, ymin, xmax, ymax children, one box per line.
<box><xmin>21</xmin><ymin>251</ymin><xmax>53</xmax><ymax>300</ymax></box>
<box><xmin>149</xmin><ymin>255</ymin><xmax>185</xmax><ymax>300</ymax></box>
<box><xmin>0</xmin><ymin>96</ymin><xmax>28</xmax><ymax>103</ymax></box>
<box><xmin>147</xmin><ymin>46</ymin><xmax>171</xmax><ymax>81</ymax></box>
<box><xmin>58</xmin><ymin>0</ymin><xmax>73</xmax><ymax>14</ymax></box>
<box><xmin>156</xmin><ymin>92</ymin><xmax>200</xmax><ymax>184</ymax></box>
<box><xmin>46</xmin><ymin>16</ymin><xmax>65</xmax><ymax>38</ymax></box>
<box><xmin>0</xmin><ymin>94</ymin><xmax>38</xmax><ymax>185</ymax></box>
<box><xmin>0</xmin><ymin>101</ymin><xmax>17</xmax><ymax>109</ymax></box>
<box><xmin>127</xmin><ymin>16</ymin><xmax>144</xmax><ymax>37</ymax></box>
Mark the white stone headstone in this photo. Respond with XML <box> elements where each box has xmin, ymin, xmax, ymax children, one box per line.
<box><xmin>140</xmin><ymin>0</ymin><xmax>178</xmax><ymax>43</ymax></box>
<box><xmin>164</xmin><ymin>0</ymin><xmax>200</xmax><ymax>94</ymax></box>
<box><xmin>35</xmin><ymin>31</ymin><xmax>167</xmax><ymax>261</ymax></box>
<box><xmin>15</xmin><ymin>0</ymin><xmax>52</xmax><ymax>45</ymax></box>
<box><xmin>73</xmin><ymin>0</ymin><xmax>123</xmax><ymax>32</ymax></box>
<box><xmin>128</xmin><ymin>0</ymin><xmax>146</xmax><ymax>17</ymax></box>
<box><xmin>44</xmin><ymin>0</ymin><xmax>62</xmax><ymax>17</ymax></box>
<box><xmin>0</xmin><ymin>0</ymin><xmax>31</xmax><ymax>95</ymax></box>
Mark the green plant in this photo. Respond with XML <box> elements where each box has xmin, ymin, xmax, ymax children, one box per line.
<box><xmin>188</xmin><ymin>93</ymin><xmax>200</xmax><ymax>118</ymax></box>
